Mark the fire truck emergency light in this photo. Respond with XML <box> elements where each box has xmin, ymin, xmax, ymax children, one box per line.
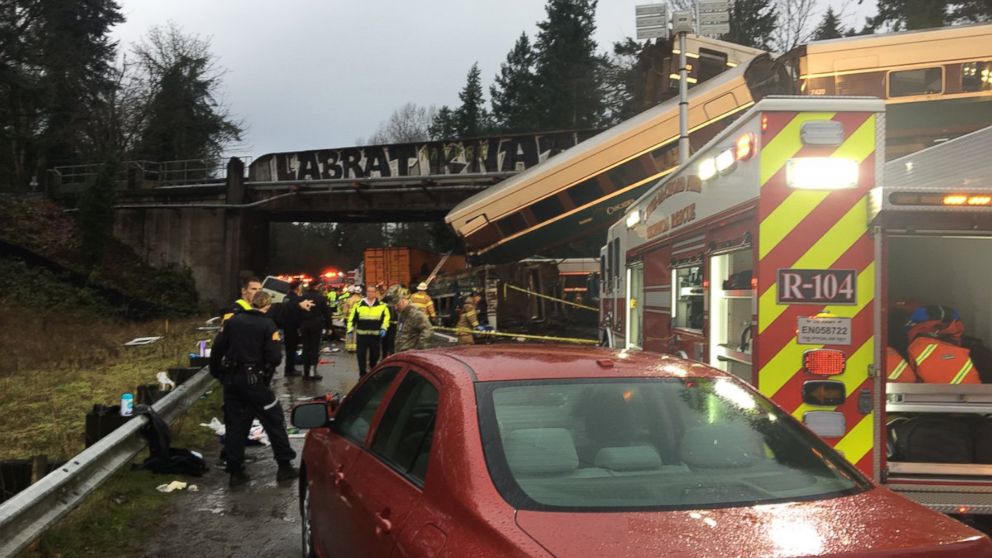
<box><xmin>889</xmin><ymin>192</ymin><xmax>992</xmax><ymax>206</ymax></box>
<box><xmin>803</xmin><ymin>349</ymin><xmax>846</xmax><ymax>376</ymax></box>
<box><xmin>626</xmin><ymin>210</ymin><xmax>642</xmax><ymax>228</ymax></box>
<box><xmin>697</xmin><ymin>133</ymin><xmax>757</xmax><ymax>182</ymax></box>
<box><xmin>786</xmin><ymin>158</ymin><xmax>858</xmax><ymax>190</ymax></box>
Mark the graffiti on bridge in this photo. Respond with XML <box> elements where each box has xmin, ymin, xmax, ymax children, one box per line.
<box><xmin>248</xmin><ymin>130</ymin><xmax>601</xmax><ymax>182</ymax></box>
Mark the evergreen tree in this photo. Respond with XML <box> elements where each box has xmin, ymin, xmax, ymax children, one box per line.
<box><xmin>721</xmin><ymin>0</ymin><xmax>778</xmax><ymax>50</ymax></box>
<box><xmin>949</xmin><ymin>0</ymin><xmax>992</xmax><ymax>23</ymax></box>
<box><xmin>0</xmin><ymin>0</ymin><xmax>124</xmax><ymax>191</ymax></box>
<box><xmin>454</xmin><ymin>63</ymin><xmax>490</xmax><ymax>138</ymax></box>
<box><xmin>490</xmin><ymin>33</ymin><xmax>537</xmax><ymax>133</ymax></box>
<box><xmin>532</xmin><ymin>0</ymin><xmax>605</xmax><ymax>130</ymax></box>
<box><xmin>133</xmin><ymin>24</ymin><xmax>242</xmax><ymax>166</ymax></box>
<box><xmin>814</xmin><ymin>6</ymin><xmax>845</xmax><ymax>40</ymax></box>
<box><xmin>602</xmin><ymin>37</ymin><xmax>673</xmax><ymax>124</ymax></box>
<box><xmin>429</xmin><ymin>106</ymin><xmax>458</xmax><ymax>140</ymax></box>
<box><xmin>869</xmin><ymin>0</ymin><xmax>947</xmax><ymax>30</ymax></box>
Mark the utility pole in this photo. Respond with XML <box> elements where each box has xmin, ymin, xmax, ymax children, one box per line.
<box><xmin>672</xmin><ymin>11</ymin><xmax>694</xmax><ymax>167</ymax></box>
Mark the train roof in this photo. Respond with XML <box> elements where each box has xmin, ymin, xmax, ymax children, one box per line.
<box><xmin>445</xmin><ymin>53</ymin><xmax>765</xmax><ymax>226</ymax></box>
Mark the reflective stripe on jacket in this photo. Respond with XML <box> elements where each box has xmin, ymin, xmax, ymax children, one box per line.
<box><xmin>410</xmin><ymin>292</ymin><xmax>436</xmax><ymax>319</ymax></box>
<box><xmin>347</xmin><ymin>298</ymin><xmax>390</xmax><ymax>335</ymax></box>
<box><xmin>886</xmin><ymin>347</ymin><xmax>918</xmax><ymax>383</ymax></box>
<box><xmin>909</xmin><ymin>337</ymin><xmax>980</xmax><ymax>384</ymax></box>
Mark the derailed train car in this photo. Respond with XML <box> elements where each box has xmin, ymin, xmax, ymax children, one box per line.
<box><xmin>431</xmin><ymin>259</ymin><xmax>598</xmax><ymax>336</ymax></box>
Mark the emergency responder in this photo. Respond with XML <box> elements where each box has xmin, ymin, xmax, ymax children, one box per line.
<box><xmin>222</xmin><ymin>276</ymin><xmax>262</xmax><ymax>322</ymax></box>
<box><xmin>278</xmin><ymin>280</ymin><xmax>305</xmax><ymax>376</ymax></box>
<box><xmin>325</xmin><ymin>285</ymin><xmax>339</xmax><ymax>314</ymax></box>
<box><xmin>381</xmin><ymin>287</ymin><xmax>400</xmax><ymax>357</ymax></box>
<box><xmin>456</xmin><ymin>291</ymin><xmax>483</xmax><ymax>344</ymax></box>
<box><xmin>347</xmin><ymin>284</ymin><xmax>389</xmax><ymax>376</ymax></box>
<box><xmin>410</xmin><ymin>282</ymin><xmax>437</xmax><ymax>324</ymax></box>
<box><xmin>340</xmin><ymin>286</ymin><xmax>362</xmax><ymax>352</ymax></box>
<box><xmin>299</xmin><ymin>280</ymin><xmax>331</xmax><ymax>381</ymax></box>
<box><xmin>396</xmin><ymin>294</ymin><xmax>433</xmax><ymax>351</ymax></box>
<box><xmin>210</xmin><ymin>291</ymin><xmax>298</xmax><ymax>487</ymax></box>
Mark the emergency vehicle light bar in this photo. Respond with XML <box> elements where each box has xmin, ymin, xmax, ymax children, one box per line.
<box><xmin>889</xmin><ymin>192</ymin><xmax>992</xmax><ymax>207</ymax></box>
<box><xmin>697</xmin><ymin>133</ymin><xmax>757</xmax><ymax>182</ymax></box>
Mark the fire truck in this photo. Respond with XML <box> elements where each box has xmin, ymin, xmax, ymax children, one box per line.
<box><xmin>602</xmin><ymin>95</ymin><xmax>992</xmax><ymax>514</ymax></box>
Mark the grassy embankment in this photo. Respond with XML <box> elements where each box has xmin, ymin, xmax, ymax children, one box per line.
<box><xmin>0</xmin><ymin>195</ymin><xmax>224</xmax><ymax>556</ymax></box>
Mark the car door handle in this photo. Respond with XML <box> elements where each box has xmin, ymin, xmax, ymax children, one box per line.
<box><xmin>374</xmin><ymin>510</ymin><xmax>392</xmax><ymax>536</ymax></box>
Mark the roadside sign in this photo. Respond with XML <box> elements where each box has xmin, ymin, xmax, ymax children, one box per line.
<box><xmin>636</xmin><ymin>3</ymin><xmax>668</xmax><ymax>40</ymax></box>
<box><xmin>697</xmin><ymin>0</ymin><xmax>731</xmax><ymax>36</ymax></box>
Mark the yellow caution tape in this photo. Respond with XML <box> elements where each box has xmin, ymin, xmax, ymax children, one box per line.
<box><xmin>434</xmin><ymin>326</ymin><xmax>598</xmax><ymax>345</ymax></box>
<box><xmin>502</xmin><ymin>283</ymin><xmax>598</xmax><ymax>312</ymax></box>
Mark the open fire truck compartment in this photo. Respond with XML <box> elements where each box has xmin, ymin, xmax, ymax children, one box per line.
<box><xmin>603</xmin><ymin>96</ymin><xmax>992</xmax><ymax>515</ymax></box>
<box><xmin>874</xmin><ymin>124</ymin><xmax>992</xmax><ymax>513</ymax></box>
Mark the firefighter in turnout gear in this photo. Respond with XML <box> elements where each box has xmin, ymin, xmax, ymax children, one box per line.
<box><xmin>210</xmin><ymin>291</ymin><xmax>298</xmax><ymax>487</ymax></box>
<box><xmin>340</xmin><ymin>286</ymin><xmax>362</xmax><ymax>352</ymax></box>
<box><xmin>410</xmin><ymin>282</ymin><xmax>437</xmax><ymax>324</ymax></box>
<box><xmin>456</xmin><ymin>291</ymin><xmax>483</xmax><ymax>345</ymax></box>
<box><xmin>347</xmin><ymin>284</ymin><xmax>390</xmax><ymax>376</ymax></box>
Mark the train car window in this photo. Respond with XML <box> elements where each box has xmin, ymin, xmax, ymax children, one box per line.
<box><xmin>495</xmin><ymin>212</ymin><xmax>528</xmax><ymax>236</ymax></box>
<box><xmin>568</xmin><ymin>178</ymin><xmax>605</xmax><ymax>207</ymax></box>
<box><xmin>531</xmin><ymin>195</ymin><xmax>565</xmax><ymax>221</ymax></box>
<box><xmin>606</xmin><ymin>158</ymin><xmax>648</xmax><ymax>192</ymax></box>
<box><xmin>835</xmin><ymin>72</ymin><xmax>884</xmax><ymax>96</ymax></box>
<box><xmin>698</xmin><ymin>48</ymin><xmax>728</xmax><ymax>82</ymax></box>
<box><xmin>889</xmin><ymin>67</ymin><xmax>943</xmax><ymax>97</ymax></box>
<box><xmin>962</xmin><ymin>61</ymin><xmax>992</xmax><ymax>92</ymax></box>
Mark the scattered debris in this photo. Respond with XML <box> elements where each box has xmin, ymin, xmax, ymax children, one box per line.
<box><xmin>200</xmin><ymin>417</ymin><xmax>225</xmax><ymax>437</ymax></box>
<box><xmin>124</xmin><ymin>336</ymin><xmax>163</xmax><ymax>347</ymax></box>
<box><xmin>156</xmin><ymin>480</ymin><xmax>192</xmax><ymax>493</ymax></box>
<box><xmin>157</xmin><ymin>371</ymin><xmax>177</xmax><ymax>392</ymax></box>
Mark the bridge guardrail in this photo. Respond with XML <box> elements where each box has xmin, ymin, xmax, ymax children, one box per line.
<box><xmin>0</xmin><ymin>368</ymin><xmax>215</xmax><ymax>558</ymax></box>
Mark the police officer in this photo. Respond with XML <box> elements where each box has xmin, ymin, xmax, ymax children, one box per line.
<box><xmin>347</xmin><ymin>284</ymin><xmax>390</xmax><ymax>376</ymax></box>
<box><xmin>299</xmin><ymin>279</ymin><xmax>331</xmax><ymax>381</ymax></box>
<box><xmin>210</xmin><ymin>291</ymin><xmax>298</xmax><ymax>487</ymax></box>
<box><xmin>222</xmin><ymin>276</ymin><xmax>263</xmax><ymax>323</ymax></box>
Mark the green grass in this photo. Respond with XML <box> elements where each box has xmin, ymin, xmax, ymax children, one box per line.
<box><xmin>18</xmin><ymin>388</ymin><xmax>224</xmax><ymax>558</ymax></box>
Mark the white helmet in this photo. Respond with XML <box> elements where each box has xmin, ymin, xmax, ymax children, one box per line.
<box><xmin>417</xmin><ymin>282</ymin><xmax>428</xmax><ymax>291</ymax></box>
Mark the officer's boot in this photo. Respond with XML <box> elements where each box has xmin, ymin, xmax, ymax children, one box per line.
<box><xmin>229</xmin><ymin>469</ymin><xmax>250</xmax><ymax>488</ymax></box>
<box><xmin>277</xmin><ymin>461</ymin><xmax>299</xmax><ymax>482</ymax></box>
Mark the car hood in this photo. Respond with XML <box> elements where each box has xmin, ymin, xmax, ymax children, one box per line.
<box><xmin>515</xmin><ymin>488</ymin><xmax>992</xmax><ymax>557</ymax></box>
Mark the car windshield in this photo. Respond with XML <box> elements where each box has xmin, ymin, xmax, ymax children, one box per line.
<box><xmin>477</xmin><ymin>377</ymin><xmax>869</xmax><ymax>511</ymax></box>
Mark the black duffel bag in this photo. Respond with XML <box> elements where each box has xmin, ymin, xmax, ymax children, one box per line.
<box><xmin>888</xmin><ymin>415</ymin><xmax>974</xmax><ymax>463</ymax></box>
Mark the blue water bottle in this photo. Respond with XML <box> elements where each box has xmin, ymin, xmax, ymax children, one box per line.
<box><xmin>120</xmin><ymin>393</ymin><xmax>134</xmax><ymax>417</ymax></box>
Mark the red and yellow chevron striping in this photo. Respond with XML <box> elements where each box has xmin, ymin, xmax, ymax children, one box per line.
<box><xmin>755</xmin><ymin>110</ymin><xmax>878</xmax><ymax>475</ymax></box>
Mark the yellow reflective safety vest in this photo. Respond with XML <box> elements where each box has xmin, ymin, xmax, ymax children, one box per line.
<box><xmin>410</xmin><ymin>291</ymin><xmax>436</xmax><ymax>320</ymax></box>
<box><xmin>223</xmin><ymin>298</ymin><xmax>253</xmax><ymax>323</ymax></box>
<box><xmin>347</xmin><ymin>298</ymin><xmax>390</xmax><ymax>336</ymax></box>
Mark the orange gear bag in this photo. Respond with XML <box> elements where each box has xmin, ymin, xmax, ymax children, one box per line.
<box><xmin>908</xmin><ymin>336</ymin><xmax>980</xmax><ymax>384</ymax></box>
<box><xmin>886</xmin><ymin>347</ymin><xmax>918</xmax><ymax>383</ymax></box>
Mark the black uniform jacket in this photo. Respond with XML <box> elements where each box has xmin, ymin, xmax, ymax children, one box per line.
<box><xmin>210</xmin><ymin>309</ymin><xmax>283</xmax><ymax>375</ymax></box>
<box><xmin>300</xmin><ymin>290</ymin><xmax>331</xmax><ymax>330</ymax></box>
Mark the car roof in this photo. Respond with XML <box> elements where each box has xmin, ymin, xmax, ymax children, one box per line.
<box><xmin>402</xmin><ymin>345</ymin><xmax>729</xmax><ymax>383</ymax></box>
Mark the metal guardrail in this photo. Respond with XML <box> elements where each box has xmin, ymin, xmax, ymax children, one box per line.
<box><xmin>0</xmin><ymin>368</ymin><xmax>215</xmax><ymax>558</ymax></box>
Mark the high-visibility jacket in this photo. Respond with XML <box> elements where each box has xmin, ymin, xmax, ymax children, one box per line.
<box><xmin>410</xmin><ymin>291</ymin><xmax>436</xmax><ymax>320</ymax></box>
<box><xmin>339</xmin><ymin>293</ymin><xmax>361</xmax><ymax>318</ymax></box>
<box><xmin>223</xmin><ymin>298</ymin><xmax>253</xmax><ymax>323</ymax></box>
<box><xmin>908</xmin><ymin>336</ymin><xmax>980</xmax><ymax>384</ymax></box>
<box><xmin>886</xmin><ymin>347</ymin><xmax>918</xmax><ymax>383</ymax></box>
<box><xmin>347</xmin><ymin>298</ymin><xmax>390</xmax><ymax>336</ymax></box>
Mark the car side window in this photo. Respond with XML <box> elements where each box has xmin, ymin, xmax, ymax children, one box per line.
<box><xmin>335</xmin><ymin>367</ymin><xmax>401</xmax><ymax>444</ymax></box>
<box><xmin>370</xmin><ymin>371</ymin><xmax>439</xmax><ymax>486</ymax></box>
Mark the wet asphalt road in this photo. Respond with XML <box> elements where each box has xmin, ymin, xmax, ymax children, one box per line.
<box><xmin>141</xmin><ymin>341</ymin><xmax>361</xmax><ymax>558</ymax></box>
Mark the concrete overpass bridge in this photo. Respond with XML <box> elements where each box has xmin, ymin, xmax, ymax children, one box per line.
<box><xmin>50</xmin><ymin>130</ymin><xmax>599</xmax><ymax>306</ymax></box>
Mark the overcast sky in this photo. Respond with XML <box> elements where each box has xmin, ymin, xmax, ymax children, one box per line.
<box><xmin>111</xmin><ymin>1</ymin><xmax>876</xmax><ymax>159</ymax></box>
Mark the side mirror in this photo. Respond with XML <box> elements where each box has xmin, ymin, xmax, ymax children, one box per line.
<box><xmin>292</xmin><ymin>402</ymin><xmax>331</xmax><ymax>429</ymax></box>
<box><xmin>328</xmin><ymin>392</ymin><xmax>343</xmax><ymax>414</ymax></box>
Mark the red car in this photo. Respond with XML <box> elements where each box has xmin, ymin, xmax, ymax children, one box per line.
<box><xmin>292</xmin><ymin>346</ymin><xmax>992</xmax><ymax>557</ymax></box>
